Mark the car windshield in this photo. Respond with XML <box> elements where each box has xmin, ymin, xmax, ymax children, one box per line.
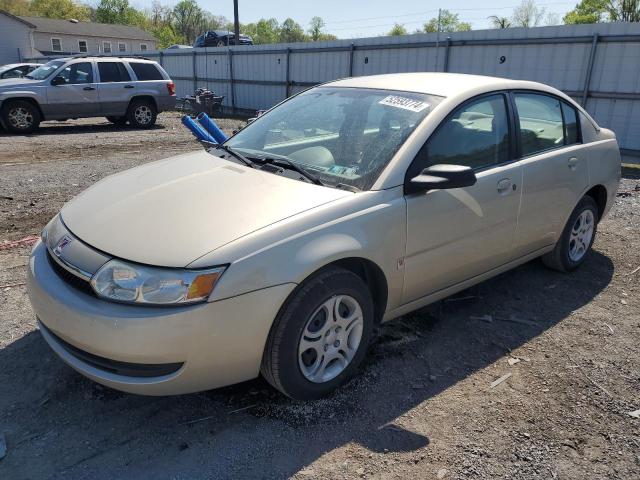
<box><xmin>26</xmin><ymin>60</ymin><xmax>64</xmax><ymax>80</ymax></box>
<box><xmin>225</xmin><ymin>87</ymin><xmax>443</xmax><ymax>190</ymax></box>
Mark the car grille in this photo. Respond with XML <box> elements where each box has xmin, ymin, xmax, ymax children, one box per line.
<box><xmin>46</xmin><ymin>250</ymin><xmax>96</xmax><ymax>297</ymax></box>
<box><xmin>40</xmin><ymin>322</ymin><xmax>184</xmax><ymax>378</ymax></box>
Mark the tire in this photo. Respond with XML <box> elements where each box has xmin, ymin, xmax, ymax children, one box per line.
<box><xmin>106</xmin><ymin>116</ymin><xmax>128</xmax><ymax>126</ymax></box>
<box><xmin>2</xmin><ymin>99</ymin><xmax>41</xmax><ymax>134</ymax></box>
<box><xmin>542</xmin><ymin>196</ymin><xmax>598</xmax><ymax>272</ymax></box>
<box><xmin>261</xmin><ymin>267</ymin><xmax>374</xmax><ymax>400</ymax></box>
<box><xmin>216</xmin><ymin>40</ymin><xmax>226</xmax><ymax>47</ymax></box>
<box><xmin>126</xmin><ymin>99</ymin><xmax>157</xmax><ymax>129</ymax></box>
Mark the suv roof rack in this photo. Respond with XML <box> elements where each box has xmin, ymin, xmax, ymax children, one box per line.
<box><xmin>71</xmin><ymin>55</ymin><xmax>151</xmax><ymax>60</ymax></box>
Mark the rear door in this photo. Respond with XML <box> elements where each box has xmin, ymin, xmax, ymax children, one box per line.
<box><xmin>96</xmin><ymin>61</ymin><xmax>135</xmax><ymax>116</ymax></box>
<box><xmin>402</xmin><ymin>93</ymin><xmax>523</xmax><ymax>304</ymax></box>
<box><xmin>509</xmin><ymin>92</ymin><xmax>589</xmax><ymax>257</ymax></box>
<box><xmin>46</xmin><ymin>61</ymin><xmax>98</xmax><ymax>117</ymax></box>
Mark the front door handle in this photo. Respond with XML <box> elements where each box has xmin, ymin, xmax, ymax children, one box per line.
<box><xmin>124</xmin><ymin>85</ymin><xmax>135</xmax><ymax>89</ymax></box>
<box><xmin>568</xmin><ymin>157</ymin><xmax>578</xmax><ymax>170</ymax></box>
<box><xmin>497</xmin><ymin>178</ymin><xmax>513</xmax><ymax>195</ymax></box>
<box><xmin>83</xmin><ymin>86</ymin><xmax>95</xmax><ymax>91</ymax></box>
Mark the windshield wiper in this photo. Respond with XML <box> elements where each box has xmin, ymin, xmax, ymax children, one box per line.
<box><xmin>251</xmin><ymin>156</ymin><xmax>325</xmax><ymax>186</ymax></box>
<box><xmin>206</xmin><ymin>142</ymin><xmax>255</xmax><ymax>168</ymax></box>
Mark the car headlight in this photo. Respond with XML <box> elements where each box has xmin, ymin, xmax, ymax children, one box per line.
<box><xmin>90</xmin><ymin>259</ymin><xmax>226</xmax><ymax>305</ymax></box>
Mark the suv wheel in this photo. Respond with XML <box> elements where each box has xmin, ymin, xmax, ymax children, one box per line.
<box><xmin>2</xmin><ymin>100</ymin><xmax>41</xmax><ymax>134</ymax></box>
<box><xmin>127</xmin><ymin>99</ymin><xmax>157</xmax><ymax>129</ymax></box>
<box><xmin>542</xmin><ymin>195</ymin><xmax>598</xmax><ymax>272</ymax></box>
<box><xmin>106</xmin><ymin>116</ymin><xmax>128</xmax><ymax>126</ymax></box>
<box><xmin>261</xmin><ymin>267</ymin><xmax>374</xmax><ymax>400</ymax></box>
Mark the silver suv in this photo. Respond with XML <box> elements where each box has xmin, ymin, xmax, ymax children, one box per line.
<box><xmin>0</xmin><ymin>56</ymin><xmax>176</xmax><ymax>133</ymax></box>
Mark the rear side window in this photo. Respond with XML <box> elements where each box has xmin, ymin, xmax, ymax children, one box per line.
<box><xmin>562</xmin><ymin>101</ymin><xmax>579</xmax><ymax>145</ymax></box>
<box><xmin>514</xmin><ymin>93</ymin><xmax>564</xmax><ymax>156</ymax></box>
<box><xmin>98</xmin><ymin>62</ymin><xmax>131</xmax><ymax>83</ymax></box>
<box><xmin>129</xmin><ymin>63</ymin><xmax>163</xmax><ymax>81</ymax></box>
<box><xmin>421</xmin><ymin>94</ymin><xmax>511</xmax><ymax>170</ymax></box>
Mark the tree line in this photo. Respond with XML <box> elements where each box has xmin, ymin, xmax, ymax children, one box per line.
<box><xmin>0</xmin><ymin>0</ymin><xmax>337</xmax><ymax>48</ymax></box>
<box><xmin>0</xmin><ymin>0</ymin><xmax>638</xmax><ymax>48</ymax></box>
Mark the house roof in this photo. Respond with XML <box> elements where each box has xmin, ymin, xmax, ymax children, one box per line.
<box><xmin>16</xmin><ymin>15</ymin><xmax>156</xmax><ymax>41</ymax></box>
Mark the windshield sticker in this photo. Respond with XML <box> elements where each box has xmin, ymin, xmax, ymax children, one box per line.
<box><xmin>379</xmin><ymin>95</ymin><xmax>430</xmax><ymax>112</ymax></box>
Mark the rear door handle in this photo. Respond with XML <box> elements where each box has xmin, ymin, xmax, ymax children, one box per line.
<box><xmin>83</xmin><ymin>86</ymin><xmax>95</xmax><ymax>91</ymax></box>
<box><xmin>124</xmin><ymin>85</ymin><xmax>135</xmax><ymax>89</ymax></box>
<box><xmin>568</xmin><ymin>157</ymin><xmax>578</xmax><ymax>170</ymax></box>
<box><xmin>497</xmin><ymin>178</ymin><xmax>513</xmax><ymax>194</ymax></box>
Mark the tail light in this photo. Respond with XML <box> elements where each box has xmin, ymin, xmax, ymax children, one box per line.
<box><xmin>167</xmin><ymin>82</ymin><xmax>176</xmax><ymax>96</ymax></box>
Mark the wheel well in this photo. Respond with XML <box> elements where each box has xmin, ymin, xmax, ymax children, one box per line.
<box><xmin>330</xmin><ymin>257</ymin><xmax>388</xmax><ymax>324</ymax></box>
<box><xmin>585</xmin><ymin>185</ymin><xmax>607</xmax><ymax>221</ymax></box>
<box><xmin>128</xmin><ymin>95</ymin><xmax>157</xmax><ymax>111</ymax></box>
<box><xmin>1</xmin><ymin>97</ymin><xmax>44</xmax><ymax>120</ymax></box>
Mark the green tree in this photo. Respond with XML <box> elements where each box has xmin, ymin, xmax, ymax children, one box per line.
<box><xmin>488</xmin><ymin>15</ymin><xmax>512</xmax><ymax>28</ymax></box>
<box><xmin>388</xmin><ymin>23</ymin><xmax>408</xmax><ymax>35</ymax></box>
<box><xmin>308</xmin><ymin>16</ymin><xmax>325</xmax><ymax>41</ymax></box>
<box><xmin>0</xmin><ymin>0</ymin><xmax>32</xmax><ymax>15</ymax></box>
<box><xmin>242</xmin><ymin>18</ymin><xmax>280</xmax><ymax>44</ymax></box>
<box><xmin>172</xmin><ymin>0</ymin><xmax>204</xmax><ymax>43</ymax></box>
<box><xmin>95</xmin><ymin>0</ymin><xmax>145</xmax><ymax>25</ymax></box>
<box><xmin>564</xmin><ymin>0</ymin><xmax>640</xmax><ymax>23</ymax></box>
<box><xmin>31</xmin><ymin>0</ymin><xmax>91</xmax><ymax>21</ymax></box>
<box><xmin>424</xmin><ymin>10</ymin><xmax>471</xmax><ymax>32</ymax></box>
<box><xmin>511</xmin><ymin>0</ymin><xmax>546</xmax><ymax>27</ymax></box>
<box><xmin>278</xmin><ymin>17</ymin><xmax>307</xmax><ymax>43</ymax></box>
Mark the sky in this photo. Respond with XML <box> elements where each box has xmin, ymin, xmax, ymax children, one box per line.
<box><xmin>131</xmin><ymin>0</ymin><xmax>581</xmax><ymax>38</ymax></box>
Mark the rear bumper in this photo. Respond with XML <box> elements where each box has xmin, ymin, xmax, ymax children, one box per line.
<box><xmin>27</xmin><ymin>240</ymin><xmax>295</xmax><ymax>395</ymax></box>
<box><xmin>156</xmin><ymin>95</ymin><xmax>176</xmax><ymax>113</ymax></box>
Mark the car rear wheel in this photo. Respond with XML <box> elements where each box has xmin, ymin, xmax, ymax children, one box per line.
<box><xmin>216</xmin><ymin>40</ymin><xmax>225</xmax><ymax>47</ymax></box>
<box><xmin>261</xmin><ymin>266</ymin><xmax>374</xmax><ymax>400</ymax></box>
<box><xmin>127</xmin><ymin>99</ymin><xmax>157</xmax><ymax>129</ymax></box>
<box><xmin>2</xmin><ymin>100</ymin><xmax>41</xmax><ymax>134</ymax></box>
<box><xmin>106</xmin><ymin>116</ymin><xmax>128</xmax><ymax>126</ymax></box>
<box><xmin>542</xmin><ymin>196</ymin><xmax>598</xmax><ymax>272</ymax></box>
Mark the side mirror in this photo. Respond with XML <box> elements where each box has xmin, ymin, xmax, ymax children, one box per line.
<box><xmin>408</xmin><ymin>164</ymin><xmax>477</xmax><ymax>193</ymax></box>
<box><xmin>51</xmin><ymin>76</ymin><xmax>66</xmax><ymax>86</ymax></box>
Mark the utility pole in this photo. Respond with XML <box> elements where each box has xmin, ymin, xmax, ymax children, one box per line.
<box><xmin>233</xmin><ymin>0</ymin><xmax>240</xmax><ymax>45</ymax></box>
<box><xmin>434</xmin><ymin>8</ymin><xmax>442</xmax><ymax>71</ymax></box>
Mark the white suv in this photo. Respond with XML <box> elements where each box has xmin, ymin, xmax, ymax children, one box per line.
<box><xmin>0</xmin><ymin>56</ymin><xmax>176</xmax><ymax>133</ymax></box>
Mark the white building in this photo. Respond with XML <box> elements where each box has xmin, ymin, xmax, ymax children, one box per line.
<box><xmin>0</xmin><ymin>10</ymin><xmax>157</xmax><ymax>64</ymax></box>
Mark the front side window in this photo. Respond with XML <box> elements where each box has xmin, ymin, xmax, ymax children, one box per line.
<box><xmin>78</xmin><ymin>40</ymin><xmax>88</xmax><ymax>53</ymax></box>
<box><xmin>26</xmin><ymin>60</ymin><xmax>64</xmax><ymax>80</ymax></box>
<box><xmin>419</xmin><ymin>94</ymin><xmax>510</xmax><ymax>171</ymax></box>
<box><xmin>225</xmin><ymin>87</ymin><xmax>443</xmax><ymax>190</ymax></box>
<box><xmin>514</xmin><ymin>93</ymin><xmax>564</xmax><ymax>156</ymax></box>
<box><xmin>103</xmin><ymin>41</ymin><xmax>112</xmax><ymax>54</ymax></box>
<box><xmin>56</xmin><ymin>62</ymin><xmax>93</xmax><ymax>84</ymax></box>
<box><xmin>51</xmin><ymin>38</ymin><xmax>62</xmax><ymax>52</ymax></box>
<box><xmin>98</xmin><ymin>62</ymin><xmax>131</xmax><ymax>82</ymax></box>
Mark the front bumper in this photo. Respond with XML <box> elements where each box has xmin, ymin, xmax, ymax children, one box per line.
<box><xmin>27</xmin><ymin>240</ymin><xmax>295</xmax><ymax>395</ymax></box>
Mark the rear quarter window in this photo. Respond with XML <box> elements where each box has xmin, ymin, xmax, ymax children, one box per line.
<box><xmin>129</xmin><ymin>63</ymin><xmax>164</xmax><ymax>81</ymax></box>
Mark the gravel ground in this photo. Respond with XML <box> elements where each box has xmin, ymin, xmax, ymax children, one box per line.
<box><xmin>0</xmin><ymin>114</ymin><xmax>638</xmax><ymax>479</ymax></box>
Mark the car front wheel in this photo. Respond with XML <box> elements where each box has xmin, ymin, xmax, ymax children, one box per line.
<box><xmin>542</xmin><ymin>195</ymin><xmax>598</xmax><ymax>272</ymax></box>
<box><xmin>127</xmin><ymin>99</ymin><xmax>157</xmax><ymax>129</ymax></box>
<box><xmin>261</xmin><ymin>266</ymin><xmax>374</xmax><ymax>400</ymax></box>
<box><xmin>2</xmin><ymin>100</ymin><xmax>41</xmax><ymax>134</ymax></box>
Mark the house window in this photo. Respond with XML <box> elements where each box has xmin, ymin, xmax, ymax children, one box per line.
<box><xmin>118</xmin><ymin>42</ymin><xmax>126</xmax><ymax>52</ymax></box>
<box><xmin>103</xmin><ymin>41</ymin><xmax>112</xmax><ymax>54</ymax></box>
<box><xmin>51</xmin><ymin>38</ymin><xmax>62</xmax><ymax>52</ymax></box>
<box><xmin>139</xmin><ymin>43</ymin><xmax>148</xmax><ymax>51</ymax></box>
<box><xmin>78</xmin><ymin>40</ymin><xmax>88</xmax><ymax>53</ymax></box>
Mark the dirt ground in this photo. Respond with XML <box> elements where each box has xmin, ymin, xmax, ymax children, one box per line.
<box><xmin>0</xmin><ymin>113</ymin><xmax>638</xmax><ymax>480</ymax></box>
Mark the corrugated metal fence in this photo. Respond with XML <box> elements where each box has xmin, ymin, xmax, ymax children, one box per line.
<box><xmin>27</xmin><ymin>23</ymin><xmax>640</xmax><ymax>160</ymax></box>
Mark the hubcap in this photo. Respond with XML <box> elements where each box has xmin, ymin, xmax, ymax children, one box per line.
<box><xmin>568</xmin><ymin>209</ymin><xmax>594</xmax><ymax>262</ymax></box>
<box><xmin>134</xmin><ymin>105</ymin><xmax>152</xmax><ymax>125</ymax></box>
<box><xmin>8</xmin><ymin>107</ymin><xmax>33</xmax><ymax>129</ymax></box>
<box><xmin>298</xmin><ymin>295</ymin><xmax>364</xmax><ymax>384</ymax></box>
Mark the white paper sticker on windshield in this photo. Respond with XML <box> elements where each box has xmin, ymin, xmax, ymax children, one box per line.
<box><xmin>379</xmin><ymin>95</ymin><xmax>430</xmax><ymax>112</ymax></box>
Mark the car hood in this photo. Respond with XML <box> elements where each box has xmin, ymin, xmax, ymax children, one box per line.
<box><xmin>0</xmin><ymin>78</ymin><xmax>40</xmax><ymax>89</ymax></box>
<box><xmin>61</xmin><ymin>150</ymin><xmax>351</xmax><ymax>267</ymax></box>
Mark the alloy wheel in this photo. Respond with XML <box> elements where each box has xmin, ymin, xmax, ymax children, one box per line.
<box><xmin>298</xmin><ymin>295</ymin><xmax>364</xmax><ymax>383</ymax></box>
<box><xmin>568</xmin><ymin>209</ymin><xmax>594</xmax><ymax>262</ymax></box>
<box><xmin>134</xmin><ymin>105</ymin><xmax>152</xmax><ymax>125</ymax></box>
<box><xmin>8</xmin><ymin>107</ymin><xmax>33</xmax><ymax>129</ymax></box>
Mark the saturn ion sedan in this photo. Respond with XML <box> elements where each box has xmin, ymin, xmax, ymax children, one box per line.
<box><xmin>28</xmin><ymin>73</ymin><xmax>621</xmax><ymax>400</ymax></box>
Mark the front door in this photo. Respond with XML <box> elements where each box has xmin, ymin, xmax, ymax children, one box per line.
<box><xmin>402</xmin><ymin>93</ymin><xmax>523</xmax><ymax>304</ymax></box>
<box><xmin>46</xmin><ymin>61</ymin><xmax>98</xmax><ymax>118</ymax></box>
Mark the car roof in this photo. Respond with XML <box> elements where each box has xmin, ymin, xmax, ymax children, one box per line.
<box><xmin>327</xmin><ymin>72</ymin><xmax>561</xmax><ymax>99</ymax></box>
